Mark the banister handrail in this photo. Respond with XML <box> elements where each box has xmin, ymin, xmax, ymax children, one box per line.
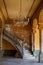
<box><xmin>3</xmin><ymin>29</ymin><xmax>23</xmax><ymax>57</ymax></box>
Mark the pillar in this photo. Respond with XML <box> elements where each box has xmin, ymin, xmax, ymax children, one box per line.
<box><xmin>0</xmin><ymin>19</ymin><xmax>2</xmax><ymax>50</ymax></box>
<box><xmin>39</xmin><ymin>9</ymin><xmax>43</xmax><ymax>54</ymax></box>
<box><xmin>32</xmin><ymin>18</ymin><xmax>40</xmax><ymax>62</ymax></box>
<box><xmin>41</xmin><ymin>29</ymin><xmax>43</xmax><ymax>54</ymax></box>
<box><xmin>32</xmin><ymin>33</ymin><xmax>35</xmax><ymax>52</ymax></box>
<box><xmin>35</xmin><ymin>28</ymin><xmax>40</xmax><ymax>51</ymax></box>
<box><xmin>39</xmin><ymin>26</ymin><xmax>43</xmax><ymax>54</ymax></box>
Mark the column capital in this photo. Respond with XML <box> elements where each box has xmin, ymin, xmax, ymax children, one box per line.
<box><xmin>32</xmin><ymin>24</ymin><xmax>38</xmax><ymax>34</ymax></box>
<box><xmin>38</xmin><ymin>9</ymin><xmax>43</xmax><ymax>29</ymax></box>
<box><xmin>38</xmin><ymin>23</ymin><xmax>43</xmax><ymax>29</ymax></box>
<box><xmin>32</xmin><ymin>18</ymin><xmax>38</xmax><ymax>33</ymax></box>
<box><xmin>32</xmin><ymin>28</ymin><xmax>36</xmax><ymax>33</ymax></box>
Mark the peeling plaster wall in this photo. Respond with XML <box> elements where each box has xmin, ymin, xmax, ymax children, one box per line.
<box><xmin>10</xmin><ymin>23</ymin><xmax>32</xmax><ymax>44</ymax></box>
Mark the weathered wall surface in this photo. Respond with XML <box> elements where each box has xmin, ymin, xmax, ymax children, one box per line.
<box><xmin>2</xmin><ymin>39</ymin><xmax>16</xmax><ymax>50</ymax></box>
<box><xmin>10</xmin><ymin>23</ymin><xmax>32</xmax><ymax>44</ymax></box>
<box><xmin>2</xmin><ymin>22</ymin><xmax>32</xmax><ymax>50</ymax></box>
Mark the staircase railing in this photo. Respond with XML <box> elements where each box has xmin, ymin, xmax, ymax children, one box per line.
<box><xmin>2</xmin><ymin>29</ymin><xmax>23</xmax><ymax>57</ymax></box>
<box><xmin>3</xmin><ymin>29</ymin><xmax>32</xmax><ymax>57</ymax></box>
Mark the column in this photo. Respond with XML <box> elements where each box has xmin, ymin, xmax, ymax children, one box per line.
<box><xmin>39</xmin><ymin>26</ymin><xmax>43</xmax><ymax>54</ymax></box>
<box><xmin>32</xmin><ymin>33</ymin><xmax>35</xmax><ymax>52</ymax></box>
<box><xmin>35</xmin><ymin>28</ymin><xmax>40</xmax><ymax>51</ymax></box>
<box><xmin>0</xmin><ymin>19</ymin><xmax>2</xmax><ymax>50</ymax></box>
<box><xmin>41</xmin><ymin>29</ymin><xmax>43</xmax><ymax>54</ymax></box>
<box><xmin>33</xmin><ymin>28</ymin><xmax>40</xmax><ymax>56</ymax></box>
<box><xmin>32</xmin><ymin>18</ymin><xmax>40</xmax><ymax>62</ymax></box>
<box><xmin>39</xmin><ymin>9</ymin><xmax>43</xmax><ymax>54</ymax></box>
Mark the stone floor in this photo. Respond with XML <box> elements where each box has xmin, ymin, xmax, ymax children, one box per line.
<box><xmin>0</xmin><ymin>58</ymin><xmax>43</xmax><ymax>65</ymax></box>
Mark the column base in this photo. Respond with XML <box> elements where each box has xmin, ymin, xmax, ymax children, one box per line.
<box><xmin>34</xmin><ymin>50</ymin><xmax>40</xmax><ymax>62</ymax></box>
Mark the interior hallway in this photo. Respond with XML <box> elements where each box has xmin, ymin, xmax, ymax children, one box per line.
<box><xmin>0</xmin><ymin>0</ymin><xmax>43</xmax><ymax>63</ymax></box>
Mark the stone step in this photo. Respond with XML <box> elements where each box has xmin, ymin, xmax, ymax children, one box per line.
<box><xmin>23</xmin><ymin>49</ymin><xmax>35</xmax><ymax>60</ymax></box>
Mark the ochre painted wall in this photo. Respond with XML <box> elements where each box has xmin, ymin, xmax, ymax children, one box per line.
<box><xmin>2</xmin><ymin>39</ymin><xmax>17</xmax><ymax>50</ymax></box>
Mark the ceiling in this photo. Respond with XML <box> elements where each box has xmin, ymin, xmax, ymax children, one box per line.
<box><xmin>0</xmin><ymin>0</ymin><xmax>41</xmax><ymax>20</ymax></box>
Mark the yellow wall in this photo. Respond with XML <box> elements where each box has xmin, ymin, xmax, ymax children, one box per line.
<box><xmin>2</xmin><ymin>39</ymin><xmax>17</xmax><ymax>50</ymax></box>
